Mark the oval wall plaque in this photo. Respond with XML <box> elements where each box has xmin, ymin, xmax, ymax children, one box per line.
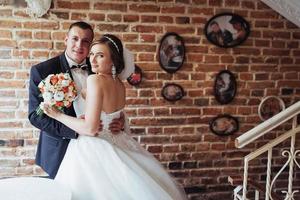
<box><xmin>161</xmin><ymin>83</ymin><xmax>185</xmax><ymax>102</ymax></box>
<box><xmin>209</xmin><ymin>114</ymin><xmax>239</xmax><ymax>136</ymax></box>
<box><xmin>214</xmin><ymin>70</ymin><xmax>237</xmax><ymax>104</ymax></box>
<box><xmin>158</xmin><ymin>32</ymin><xmax>185</xmax><ymax>73</ymax></box>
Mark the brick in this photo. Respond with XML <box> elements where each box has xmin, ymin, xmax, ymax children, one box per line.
<box><xmin>208</xmin><ymin>0</ymin><xmax>222</xmax><ymax>6</ymax></box>
<box><xmin>94</xmin><ymin>3</ymin><xmax>127</xmax><ymax>12</ymax></box>
<box><xmin>0</xmin><ymin>60</ymin><xmax>22</xmax><ymax>69</ymax></box>
<box><xmin>89</xmin><ymin>13</ymin><xmax>105</xmax><ymax>21</ymax></box>
<box><xmin>107</xmin><ymin>14</ymin><xmax>122</xmax><ymax>22</ymax></box>
<box><xmin>34</xmin><ymin>32</ymin><xmax>51</xmax><ymax>40</ymax></box>
<box><xmin>0</xmin><ymin>9</ymin><xmax>12</xmax><ymax>16</ymax></box>
<box><xmin>132</xmin><ymin>25</ymin><xmax>162</xmax><ymax>33</ymax></box>
<box><xmin>224</xmin><ymin>0</ymin><xmax>239</xmax><ymax>6</ymax></box>
<box><xmin>97</xmin><ymin>24</ymin><xmax>129</xmax><ymax>32</ymax></box>
<box><xmin>51</xmin><ymin>11</ymin><xmax>69</xmax><ymax>19</ymax></box>
<box><xmin>0</xmin><ymin>20</ymin><xmax>21</xmax><ymax>28</ymax></box>
<box><xmin>122</xmin><ymin>34</ymin><xmax>138</xmax><ymax>42</ymax></box>
<box><xmin>165</xmin><ymin>26</ymin><xmax>196</xmax><ymax>34</ymax></box>
<box><xmin>0</xmin><ymin>30</ymin><xmax>12</xmax><ymax>38</ymax></box>
<box><xmin>14</xmin><ymin>10</ymin><xmax>30</xmax><ymax>18</ymax></box>
<box><xmin>163</xmin><ymin>145</ymin><xmax>179</xmax><ymax>153</ymax></box>
<box><xmin>58</xmin><ymin>1</ymin><xmax>90</xmax><ymax>9</ymax></box>
<box><xmin>161</xmin><ymin>6</ymin><xmax>185</xmax><ymax>14</ymax></box>
<box><xmin>129</xmin><ymin>4</ymin><xmax>159</xmax><ymax>13</ymax></box>
<box><xmin>192</xmin><ymin>0</ymin><xmax>207</xmax><ymax>5</ymax></box>
<box><xmin>137</xmin><ymin>108</ymin><xmax>153</xmax><ymax>116</ymax></box>
<box><xmin>23</xmin><ymin>22</ymin><xmax>59</xmax><ymax>30</ymax></box>
<box><xmin>16</xmin><ymin>31</ymin><xmax>32</xmax><ymax>39</ymax></box>
<box><xmin>126</xmin><ymin>44</ymin><xmax>156</xmax><ymax>53</ymax></box>
<box><xmin>71</xmin><ymin>13</ymin><xmax>88</xmax><ymax>21</ymax></box>
<box><xmin>255</xmin><ymin>20</ymin><xmax>269</xmax><ymax>28</ymax></box>
<box><xmin>0</xmin><ymin>49</ymin><xmax>11</xmax><ymax>59</ymax></box>
<box><xmin>0</xmin><ymin>39</ymin><xmax>17</xmax><ymax>48</ymax></box>
<box><xmin>147</xmin><ymin>145</ymin><xmax>163</xmax><ymax>153</ymax></box>
<box><xmin>159</xmin><ymin>16</ymin><xmax>173</xmax><ymax>23</ymax></box>
<box><xmin>138</xmin><ymin>53</ymin><xmax>154</xmax><ymax>61</ymax></box>
<box><xmin>19</xmin><ymin>41</ymin><xmax>52</xmax><ymax>49</ymax></box>
<box><xmin>141</xmin><ymin>15</ymin><xmax>157</xmax><ymax>23</ymax></box>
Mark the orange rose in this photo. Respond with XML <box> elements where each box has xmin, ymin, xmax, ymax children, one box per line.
<box><xmin>50</xmin><ymin>76</ymin><xmax>58</xmax><ymax>85</ymax></box>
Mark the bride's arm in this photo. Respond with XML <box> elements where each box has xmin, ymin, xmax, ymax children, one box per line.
<box><xmin>44</xmin><ymin>75</ymin><xmax>103</xmax><ymax>136</ymax></box>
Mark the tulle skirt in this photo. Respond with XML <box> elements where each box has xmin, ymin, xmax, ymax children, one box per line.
<box><xmin>54</xmin><ymin>131</ymin><xmax>187</xmax><ymax>200</ymax></box>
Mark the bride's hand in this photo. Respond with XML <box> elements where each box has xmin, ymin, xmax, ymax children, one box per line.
<box><xmin>42</xmin><ymin>104</ymin><xmax>62</xmax><ymax>119</ymax></box>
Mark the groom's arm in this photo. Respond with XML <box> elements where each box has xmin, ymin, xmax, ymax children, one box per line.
<box><xmin>28</xmin><ymin>65</ymin><xmax>77</xmax><ymax>139</ymax></box>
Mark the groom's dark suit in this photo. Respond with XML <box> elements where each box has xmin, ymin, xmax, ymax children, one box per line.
<box><xmin>28</xmin><ymin>53</ymin><xmax>92</xmax><ymax>179</ymax></box>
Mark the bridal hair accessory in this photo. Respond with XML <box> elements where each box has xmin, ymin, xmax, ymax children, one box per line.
<box><xmin>111</xmin><ymin>65</ymin><xmax>117</xmax><ymax>80</ymax></box>
<box><xmin>119</xmin><ymin>48</ymin><xmax>135</xmax><ymax>80</ymax></box>
<box><xmin>103</xmin><ymin>36</ymin><xmax>120</xmax><ymax>53</ymax></box>
<box><xmin>25</xmin><ymin>0</ymin><xmax>52</xmax><ymax>18</ymax></box>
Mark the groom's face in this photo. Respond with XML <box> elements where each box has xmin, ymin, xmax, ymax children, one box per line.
<box><xmin>64</xmin><ymin>26</ymin><xmax>93</xmax><ymax>64</ymax></box>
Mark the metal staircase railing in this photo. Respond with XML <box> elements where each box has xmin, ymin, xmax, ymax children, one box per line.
<box><xmin>232</xmin><ymin>101</ymin><xmax>300</xmax><ymax>200</ymax></box>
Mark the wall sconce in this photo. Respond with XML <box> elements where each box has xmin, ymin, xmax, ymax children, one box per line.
<box><xmin>25</xmin><ymin>0</ymin><xmax>52</xmax><ymax>17</ymax></box>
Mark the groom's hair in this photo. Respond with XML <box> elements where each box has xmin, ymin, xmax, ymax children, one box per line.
<box><xmin>68</xmin><ymin>21</ymin><xmax>94</xmax><ymax>38</ymax></box>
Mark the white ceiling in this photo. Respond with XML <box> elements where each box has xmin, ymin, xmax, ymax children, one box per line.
<box><xmin>261</xmin><ymin>0</ymin><xmax>300</xmax><ymax>27</ymax></box>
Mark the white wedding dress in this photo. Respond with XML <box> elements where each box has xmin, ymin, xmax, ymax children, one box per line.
<box><xmin>54</xmin><ymin>96</ymin><xmax>187</xmax><ymax>200</ymax></box>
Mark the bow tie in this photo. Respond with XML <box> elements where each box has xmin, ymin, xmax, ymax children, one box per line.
<box><xmin>71</xmin><ymin>64</ymin><xmax>88</xmax><ymax>70</ymax></box>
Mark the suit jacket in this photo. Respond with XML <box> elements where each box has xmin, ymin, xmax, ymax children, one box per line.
<box><xmin>28</xmin><ymin>53</ymin><xmax>92</xmax><ymax>178</ymax></box>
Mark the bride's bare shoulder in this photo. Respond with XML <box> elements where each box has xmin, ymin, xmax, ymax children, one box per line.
<box><xmin>87</xmin><ymin>74</ymin><xmax>105</xmax><ymax>87</ymax></box>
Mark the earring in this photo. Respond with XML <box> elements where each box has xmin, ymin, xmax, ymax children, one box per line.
<box><xmin>112</xmin><ymin>65</ymin><xmax>116</xmax><ymax>80</ymax></box>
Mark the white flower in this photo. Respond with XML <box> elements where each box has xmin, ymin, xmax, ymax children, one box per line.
<box><xmin>54</xmin><ymin>91</ymin><xmax>64</xmax><ymax>101</ymax></box>
<box><xmin>42</xmin><ymin>92</ymin><xmax>53</xmax><ymax>102</ymax></box>
<box><xmin>61</xmin><ymin>79</ymin><xmax>70</xmax><ymax>87</ymax></box>
<box><xmin>63</xmin><ymin>73</ymin><xmax>71</xmax><ymax>79</ymax></box>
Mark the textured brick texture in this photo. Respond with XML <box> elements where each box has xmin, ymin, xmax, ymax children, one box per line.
<box><xmin>0</xmin><ymin>0</ymin><xmax>300</xmax><ymax>199</ymax></box>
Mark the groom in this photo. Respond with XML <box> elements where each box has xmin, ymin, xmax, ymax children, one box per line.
<box><xmin>28</xmin><ymin>21</ymin><xmax>124</xmax><ymax>179</ymax></box>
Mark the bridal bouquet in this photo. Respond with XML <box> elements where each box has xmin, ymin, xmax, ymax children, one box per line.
<box><xmin>36</xmin><ymin>73</ymin><xmax>77</xmax><ymax>116</ymax></box>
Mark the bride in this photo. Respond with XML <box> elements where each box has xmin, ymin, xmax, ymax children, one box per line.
<box><xmin>43</xmin><ymin>34</ymin><xmax>187</xmax><ymax>200</ymax></box>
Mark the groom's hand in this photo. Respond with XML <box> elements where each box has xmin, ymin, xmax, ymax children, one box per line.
<box><xmin>98</xmin><ymin>120</ymin><xmax>103</xmax><ymax>133</ymax></box>
<box><xmin>109</xmin><ymin>112</ymin><xmax>125</xmax><ymax>135</ymax></box>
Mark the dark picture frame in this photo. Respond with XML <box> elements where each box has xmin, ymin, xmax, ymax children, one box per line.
<box><xmin>158</xmin><ymin>32</ymin><xmax>185</xmax><ymax>73</ymax></box>
<box><xmin>258</xmin><ymin>96</ymin><xmax>285</xmax><ymax>121</ymax></box>
<box><xmin>214</xmin><ymin>70</ymin><xmax>237</xmax><ymax>104</ymax></box>
<box><xmin>204</xmin><ymin>13</ymin><xmax>250</xmax><ymax>48</ymax></box>
<box><xmin>161</xmin><ymin>83</ymin><xmax>185</xmax><ymax>102</ymax></box>
<box><xmin>209</xmin><ymin>114</ymin><xmax>239</xmax><ymax>136</ymax></box>
<box><xmin>127</xmin><ymin>65</ymin><xmax>143</xmax><ymax>86</ymax></box>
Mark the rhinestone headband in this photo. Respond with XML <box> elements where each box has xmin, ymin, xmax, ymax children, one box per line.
<box><xmin>103</xmin><ymin>36</ymin><xmax>120</xmax><ymax>53</ymax></box>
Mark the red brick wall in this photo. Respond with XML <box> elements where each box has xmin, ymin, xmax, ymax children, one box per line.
<box><xmin>0</xmin><ymin>0</ymin><xmax>299</xmax><ymax>199</ymax></box>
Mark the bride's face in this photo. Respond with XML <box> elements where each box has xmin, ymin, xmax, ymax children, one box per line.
<box><xmin>89</xmin><ymin>43</ymin><xmax>113</xmax><ymax>74</ymax></box>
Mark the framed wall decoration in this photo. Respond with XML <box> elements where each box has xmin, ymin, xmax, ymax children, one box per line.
<box><xmin>258</xmin><ymin>96</ymin><xmax>285</xmax><ymax>121</ymax></box>
<box><xmin>204</xmin><ymin>13</ymin><xmax>250</xmax><ymax>48</ymax></box>
<box><xmin>214</xmin><ymin>70</ymin><xmax>237</xmax><ymax>104</ymax></box>
<box><xmin>158</xmin><ymin>32</ymin><xmax>185</xmax><ymax>73</ymax></box>
<box><xmin>127</xmin><ymin>65</ymin><xmax>143</xmax><ymax>86</ymax></box>
<box><xmin>209</xmin><ymin>114</ymin><xmax>239</xmax><ymax>136</ymax></box>
<box><xmin>161</xmin><ymin>83</ymin><xmax>185</xmax><ymax>102</ymax></box>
